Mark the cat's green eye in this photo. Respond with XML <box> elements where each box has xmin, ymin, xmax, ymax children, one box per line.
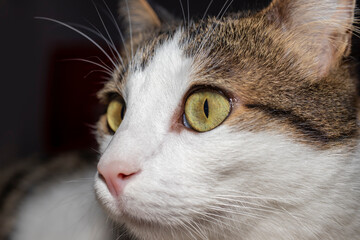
<box><xmin>107</xmin><ymin>97</ymin><xmax>125</xmax><ymax>133</ymax></box>
<box><xmin>184</xmin><ymin>90</ymin><xmax>230</xmax><ymax>132</ymax></box>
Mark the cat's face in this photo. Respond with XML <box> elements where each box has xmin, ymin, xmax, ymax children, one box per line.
<box><xmin>94</xmin><ymin>0</ymin><xmax>359</xmax><ymax>239</ymax></box>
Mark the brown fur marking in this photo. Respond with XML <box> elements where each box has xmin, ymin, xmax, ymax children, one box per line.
<box><xmin>98</xmin><ymin>0</ymin><xmax>359</xmax><ymax>150</ymax></box>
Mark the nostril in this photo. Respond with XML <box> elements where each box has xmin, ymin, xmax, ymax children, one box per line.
<box><xmin>97</xmin><ymin>162</ymin><xmax>141</xmax><ymax>196</ymax></box>
<box><xmin>118</xmin><ymin>172</ymin><xmax>138</xmax><ymax>180</ymax></box>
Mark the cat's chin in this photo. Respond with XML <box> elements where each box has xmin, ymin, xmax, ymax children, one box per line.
<box><xmin>95</xmin><ymin>195</ymin><xmax>187</xmax><ymax>231</ymax></box>
<box><xmin>94</xmin><ymin>189</ymin><xmax>182</xmax><ymax>239</ymax></box>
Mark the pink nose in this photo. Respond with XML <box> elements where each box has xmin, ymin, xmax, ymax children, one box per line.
<box><xmin>97</xmin><ymin>161</ymin><xmax>140</xmax><ymax>196</ymax></box>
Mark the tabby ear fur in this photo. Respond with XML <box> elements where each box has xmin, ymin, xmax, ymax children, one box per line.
<box><xmin>263</xmin><ymin>0</ymin><xmax>356</xmax><ymax>78</ymax></box>
<box><xmin>119</xmin><ymin>0</ymin><xmax>161</xmax><ymax>37</ymax></box>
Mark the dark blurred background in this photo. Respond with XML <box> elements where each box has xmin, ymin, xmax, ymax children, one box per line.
<box><xmin>0</xmin><ymin>0</ymin><xmax>359</xmax><ymax>165</ymax></box>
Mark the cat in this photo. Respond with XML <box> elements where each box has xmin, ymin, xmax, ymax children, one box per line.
<box><xmin>2</xmin><ymin>0</ymin><xmax>360</xmax><ymax>239</ymax></box>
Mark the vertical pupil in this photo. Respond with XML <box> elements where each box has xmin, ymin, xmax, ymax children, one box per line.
<box><xmin>120</xmin><ymin>105</ymin><xmax>125</xmax><ymax>119</ymax></box>
<box><xmin>204</xmin><ymin>99</ymin><xmax>209</xmax><ymax>118</ymax></box>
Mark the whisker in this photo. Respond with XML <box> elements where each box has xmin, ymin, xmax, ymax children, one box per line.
<box><xmin>213</xmin><ymin>200</ymin><xmax>299</xmax><ymax>219</ymax></box>
<box><xmin>91</xmin><ymin>1</ymin><xmax>125</xmax><ymax>69</ymax></box>
<box><xmin>87</xmin><ymin>55</ymin><xmax>112</xmax><ymax>71</ymax></box>
<box><xmin>201</xmin><ymin>0</ymin><xmax>214</xmax><ymax>23</ymax></box>
<box><xmin>69</xmin><ymin>23</ymin><xmax>124</xmax><ymax>79</ymax></box>
<box><xmin>195</xmin><ymin>0</ymin><xmax>234</xmax><ymax>57</ymax></box>
<box><xmin>218</xmin><ymin>188</ymin><xmax>302</xmax><ymax>199</ymax></box>
<box><xmin>215</xmin><ymin>192</ymin><xmax>299</xmax><ymax>202</ymax></box>
<box><xmin>90</xmin><ymin>147</ymin><xmax>101</xmax><ymax>155</ymax></box>
<box><xmin>187</xmin><ymin>208</ymin><xmax>248</xmax><ymax>234</ymax></box>
<box><xmin>84</xmin><ymin>69</ymin><xmax>113</xmax><ymax>79</ymax></box>
<box><xmin>206</xmin><ymin>205</ymin><xmax>266</xmax><ymax>220</ymax></box>
<box><xmin>193</xmin><ymin>220</ymin><xmax>209</xmax><ymax>240</ymax></box>
<box><xmin>63</xmin><ymin>178</ymin><xmax>94</xmax><ymax>184</ymax></box>
<box><xmin>186</xmin><ymin>219</ymin><xmax>208</xmax><ymax>240</ymax></box>
<box><xmin>124</xmin><ymin>0</ymin><xmax>134</xmax><ymax>61</ymax></box>
<box><xmin>279</xmin><ymin>206</ymin><xmax>314</xmax><ymax>233</ymax></box>
<box><xmin>194</xmin><ymin>0</ymin><xmax>229</xmax><ymax>56</ymax></box>
<box><xmin>70</xmin><ymin>21</ymin><xmax>120</xmax><ymax>69</ymax></box>
<box><xmin>114</xmin><ymin>230</ymin><xmax>126</xmax><ymax>240</ymax></box>
<box><xmin>61</xmin><ymin>58</ymin><xmax>113</xmax><ymax>74</ymax></box>
<box><xmin>202</xmin><ymin>210</ymin><xmax>254</xmax><ymax>230</ymax></box>
<box><xmin>187</xmin><ymin>0</ymin><xmax>190</xmax><ymax>31</ymax></box>
<box><xmin>178</xmin><ymin>0</ymin><xmax>187</xmax><ymax>29</ymax></box>
<box><xmin>35</xmin><ymin>17</ymin><xmax>119</xmax><ymax>71</ymax></box>
<box><xmin>101</xmin><ymin>0</ymin><xmax>130</xmax><ymax>62</ymax></box>
<box><xmin>179</xmin><ymin>220</ymin><xmax>198</xmax><ymax>240</ymax></box>
<box><xmin>85</xmin><ymin>21</ymin><xmax>120</xmax><ymax>66</ymax></box>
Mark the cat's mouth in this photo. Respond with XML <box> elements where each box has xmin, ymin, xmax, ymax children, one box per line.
<box><xmin>95</xmin><ymin>175</ymin><xmax>181</xmax><ymax>227</ymax></box>
<box><xmin>98</xmin><ymin>191</ymin><xmax>206</xmax><ymax>231</ymax></box>
<box><xmin>95</xmin><ymin>171</ymin><xmax>222</xmax><ymax>231</ymax></box>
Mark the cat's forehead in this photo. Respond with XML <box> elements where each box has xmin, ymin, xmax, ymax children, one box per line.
<box><xmin>99</xmin><ymin>30</ymin><xmax>191</xmax><ymax>102</ymax></box>
<box><xmin>125</xmin><ymin>31</ymin><xmax>192</xmax><ymax>106</ymax></box>
<box><xmin>99</xmin><ymin>15</ymin><xmax>273</xmax><ymax>101</ymax></box>
<box><xmin>97</xmin><ymin>13</ymin><xmax>358</xmax><ymax>146</ymax></box>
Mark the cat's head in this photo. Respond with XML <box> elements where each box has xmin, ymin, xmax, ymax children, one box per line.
<box><xmin>94</xmin><ymin>0</ymin><xmax>359</xmax><ymax>239</ymax></box>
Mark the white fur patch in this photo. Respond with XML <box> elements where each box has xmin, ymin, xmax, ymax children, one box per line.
<box><xmin>97</xmin><ymin>30</ymin><xmax>193</xmax><ymax>163</ymax></box>
<box><xmin>13</xmin><ymin>168</ymin><xmax>112</xmax><ymax>240</ymax></box>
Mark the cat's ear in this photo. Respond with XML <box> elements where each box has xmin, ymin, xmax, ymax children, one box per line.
<box><xmin>263</xmin><ymin>0</ymin><xmax>356</xmax><ymax>77</ymax></box>
<box><xmin>118</xmin><ymin>0</ymin><xmax>161</xmax><ymax>36</ymax></box>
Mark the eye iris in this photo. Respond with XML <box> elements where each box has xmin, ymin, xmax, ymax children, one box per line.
<box><xmin>107</xmin><ymin>98</ymin><xmax>125</xmax><ymax>133</ymax></box>
<box><xmin>184</xmin><ymin>91</ymin><xmax>230</xmax><ymax>132</ymax></box>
